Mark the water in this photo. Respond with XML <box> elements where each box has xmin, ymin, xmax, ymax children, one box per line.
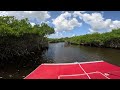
<box><xmin>0</xmin><ymin>42</ymin><xmax>120</xmax><ymax>79</ymax></box>
<box><xmin>42</xmin><ymin>43</ymin><xmax>120</xmax><ymax>66</ymax></box>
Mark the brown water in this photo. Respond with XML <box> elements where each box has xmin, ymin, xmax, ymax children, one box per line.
<box><xmin>0</xmin><ymin>42</ymin><xmax>120</xmax><ymax>79</ymax></box>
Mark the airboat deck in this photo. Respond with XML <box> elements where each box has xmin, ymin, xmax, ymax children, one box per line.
<box><xmin>25</xmin><ymin>61</ymin><xmax>120</xmax><ymax>79</ymax></box>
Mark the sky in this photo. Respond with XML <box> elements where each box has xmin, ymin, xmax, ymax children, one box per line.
<box><xmin>0</xmin><ymin>11</ymin><xmax>120</xmax><ymax>38</ymax></box>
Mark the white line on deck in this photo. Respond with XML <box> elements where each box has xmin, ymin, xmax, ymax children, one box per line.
<box><xmin>58</xmin><ymin>71</ymin><xmax>110</xmax><ymax>79</ymax></box>
<box><xmin>78</xmin><ymin>64</ymin><xmax>91</xmax><ymax>79</ymax></box>
<box><xmin>43</xmin><ymin>60</ymin><xmax>104</xmax><ymax>65</ymax></box>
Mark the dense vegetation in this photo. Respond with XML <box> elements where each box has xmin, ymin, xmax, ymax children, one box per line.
<box><xmin>49</xmin><ymin>28</ymin><xmax>120</xmax><ymax>49</ymax></box>
<box><xmin>48</xmin><ymin>38</ymin><xmax>65</xmax><ymax>43</ymax></box>
<box><xmin>0</xmin><ymin>16</ymin><xmax>54</xmax><ymax>60</ymax></box>
<box><xmin>66</xmin><ymin>29</ymin><xmax>120</xmax><ymax>48</ymax></box>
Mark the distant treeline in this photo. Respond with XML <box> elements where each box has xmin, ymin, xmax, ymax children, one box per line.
<box><xmin>48</xmin><ymin>38</ymin><xmax>65</xmax><ymax>43</ymax></box>
<box><xmin>0</xmin><ymin>16</ymin><xmax>55</xmax><ymax>60</ymax></box>
<box><xmin>48</xmin><ymin>28</ymin><xmax>120</xmax><ymax>49</ymax></box>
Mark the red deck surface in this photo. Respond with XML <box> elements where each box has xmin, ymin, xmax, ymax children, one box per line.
<box><xmin>25</xmin><ymin>61</ymin><xmax>120</xmax><ymax>79</ymax></box>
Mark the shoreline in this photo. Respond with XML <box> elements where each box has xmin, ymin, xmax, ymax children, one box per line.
<box><xmin>49</xmin><ymin>42</ymin><xmax>120</xmax><ymax>49</ymax></box>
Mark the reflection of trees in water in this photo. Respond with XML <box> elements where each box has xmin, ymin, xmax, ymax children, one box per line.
<box><xmin>78</xmin><ymin>46</ymin><xmax>120</xmax><ymax>66</ymax></box>
<box><xmin>64</xmin><ymin>42</ymin><xmax>71</xmax><ymax>47</ymax></box>
<box><xmin>42</xmin><ymin>48</ymin><xmax>55</xmax><ymax>63</ymax></box>
<box><xmin>78</xmin><ymin>46</ymin><xmax>107</xmax><ymax>61</ymax></box>
<box><xmin>48</xmin><ymin>43</ymin><xmax>120</xmax><ymax>66</ymax></box>
<box><xmin>42</xmin><ymin>44</ymin><xmax>56</xmax><ymax>63</ymax></box>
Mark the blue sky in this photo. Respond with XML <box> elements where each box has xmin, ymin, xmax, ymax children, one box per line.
<box><xmin>47</xmin><ymin>11</ymin><xmax>120</xmax><ymax>38</ymax></box>
<box><xmin>0</xmin><ymin>11</ymin><xmax>120</xmax><ymax>38</ymax></box>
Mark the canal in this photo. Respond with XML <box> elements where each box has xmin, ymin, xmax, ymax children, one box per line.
<box><xmin>0</xmin><ymin>42</ymin><xmax>120</xmax><ymax>79</ymax></box>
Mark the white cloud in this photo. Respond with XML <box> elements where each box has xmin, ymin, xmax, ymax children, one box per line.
<box><xmin>0</xmin><ymin>11</ymin><xmax>8</xmax><ymax>16</ymax></box>
<box><xmin>79</xmin><ymin>12</ymin><xmax>110</xmax><ymax>30</ymax></box>
<box><xmin>48</xmin><ymin>32</ymin><xmax>64</xmax><ymax>38</ymax></box>
<box><xmin>72</xmin><ymin>34</ymin><xmax>76</xmax><ymax>37</ymax></box>
<box><xmin>110</xmin><ymin>20</ymin><xmax>120</xmax><ymax>29</ymax></box>
<box><xmin>1</xmin><ymin>11</ymin><xmax>120</xmax><ymax>35</ymax></box>
<box><xmin>0</xmin><ymin>11</ymin><xmax>51</xmax><ymax>21</ymax></box>
<box><xmin>43</xmin><ymin>21</ymin><xmax>50</xmax><ymax>24</ymax></box>
<box><xmin>62</xmin><ymin>31</ymin><xmax>66</xmax><ymax>33</ymax></box>
<box><xmin>88</xmin><ymin>28</ymin><xmax>95</xmax><ymax>33</ymax></box>
<box><xmin>101</xmin><ymin>11</ymin><xmax>104</xmax><ymax>16</ymax></box>
<box><xmin>30</xmin><ymin>22</ymin><xmax>35</xmax><ymax>27</ymax></box>
<box><xmin>73</xmin><ymin>11</ymin><xmax>120</xmax><ymax>33</ymax></box>
<box><xmin>52</xmin><ymin>12</ymin><xmax>82</xmax><ymax>32</ymax></box>
<box><xmin>73</xmin><ymin>11</ymin><xmax>85</xmax><ymax>19</ymax></box>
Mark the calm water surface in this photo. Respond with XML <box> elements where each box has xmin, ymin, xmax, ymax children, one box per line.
<box><xmin>42</xmin><ymin>42</ymin><xmax>120</xmax><ymax>66</ymax></box>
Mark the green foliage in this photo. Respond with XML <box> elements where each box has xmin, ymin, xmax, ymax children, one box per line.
<box><xmin>0</xmin><ymin>16</ymin><xmax>55</xmax><ymax>59</ymax></box>
<box><xmin>48</xmin><ymin>38</ymin><xmax>64</xmax><ymax>43</ymax></box>
<box><xmin>49</xmin><ymin>28</ymin><xmax>120</xmax><ymax>48</ymax></box>
<box><xmin>0</xmin><ymin>16</ymin><xmax>55</xmax><ymax>37</ymax></box>
<box><xmin>65</xmin><ymin>28</ymin><xmax>120</xmax><ymax>48</ymax></box>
